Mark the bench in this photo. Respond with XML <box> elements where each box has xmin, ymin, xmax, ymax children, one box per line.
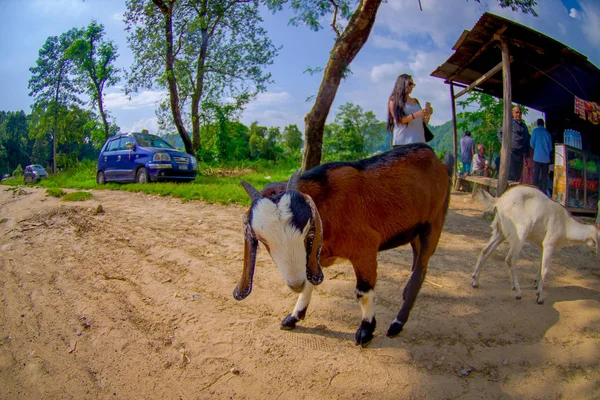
<box><xmin>454</xmin><ymin>175</ymin><xmax>519</xmax><ymax>197</ymax></box>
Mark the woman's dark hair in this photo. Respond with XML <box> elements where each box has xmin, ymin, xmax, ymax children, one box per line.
<box><xmin>386</xmin><ymin>74</ymin><xmax>413</xmax><ymax>133</ymax></box>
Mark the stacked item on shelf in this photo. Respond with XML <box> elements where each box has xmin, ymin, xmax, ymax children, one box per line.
<box><xmin>563</xmin><ymin>129</ymin><xmax>582</xmax><ymax>149</ymax></box>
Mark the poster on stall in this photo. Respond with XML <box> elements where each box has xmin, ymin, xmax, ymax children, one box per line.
<box><xmin>575</xmin><ymin>96</ymin><xmax>599</xmax><ymax>124</ymax></box>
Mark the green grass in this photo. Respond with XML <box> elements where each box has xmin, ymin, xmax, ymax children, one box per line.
<box><xmin>62</xmin><ymin>191</ymin><xmax>93</xmax><ymax>201</ymax></box>
<box><xmin>0</xmin><ymin>158</ymin><xmax>301</xmax><ymax>206</ymax></box>
<box><xmin>46</xmin><ymin>188</ymin><xmax>66</xmax><ymax>198</ymax></box>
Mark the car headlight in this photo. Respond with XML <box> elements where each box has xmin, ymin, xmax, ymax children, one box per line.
<box><xmin>153</xmin><ymin>153</ymin><xmax>171</xmax><ymax>162</ymax></box>
<box><xmin>190</xmin><ymin>156</ymin><xmax>197</xmax><ymax>166</ymax></box>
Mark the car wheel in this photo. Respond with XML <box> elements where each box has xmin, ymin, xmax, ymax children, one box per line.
<box><xmin>136</xmin><ymin>167</ymin><xmax>150</xmax><ymax>183</ymax></box>
<box><xmin>97</xmin><ymin>171</ymin><xmax>106</xmax><ymax>185</ymax></box>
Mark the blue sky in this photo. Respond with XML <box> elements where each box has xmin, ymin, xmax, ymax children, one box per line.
<box><xmin>0</xmin><ymin>0</ymin><xmax>599</xmax><ymax>135</ymax></box>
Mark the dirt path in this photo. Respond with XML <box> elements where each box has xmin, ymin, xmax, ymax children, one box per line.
<box><xmin>0</xmin><ymin>186</ymin><xmax>598</xmax><ymax>399</ymax></box>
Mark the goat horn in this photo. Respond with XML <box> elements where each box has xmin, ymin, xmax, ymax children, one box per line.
<box><xmin>233</xmin><ymin>212</ymin><xmax>258</xmax><ymax>300</ymax></box>
<box><xmin>286</xmin><ymin>169</ymin><xmax>302</xmax><ymax>192</ymax></box>
<box><xmin>241</xmin><ymin>180</ymin><xmax>263</xmax><ymax>201</ymax></box>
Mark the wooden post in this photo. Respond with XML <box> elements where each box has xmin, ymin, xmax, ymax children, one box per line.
<box><xmin>450</xmin><ymin>82</ymin><xmax>458</xmax><ymax>179</ymax></box>
<box><xmin>497</xmin><ymin>39</ymin><xmax>513</xmax><ymax>196</ymax></box>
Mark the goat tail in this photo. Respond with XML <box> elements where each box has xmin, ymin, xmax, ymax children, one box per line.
<box><xmin>444</xmin><ymin>152</ymin><xmax>455</xmax><ymax>178</ymax></box>
<box><xmin>473</xmin><ymin>186</ymin><xmax>497</xmax><ymax>212</ymax></box>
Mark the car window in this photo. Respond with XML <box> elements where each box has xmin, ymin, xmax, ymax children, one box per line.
<box><xmin>107</xmin><ymin>139</ymin><xmax>120</xmax><ymax>151</ymax></box>
<box><xmin>133</xmin><ymin>133</ymin><xmax>174</xmax><ymax>149</ymax></box>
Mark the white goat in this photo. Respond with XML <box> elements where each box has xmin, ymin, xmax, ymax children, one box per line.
<box><xmin>472</xmin><ymin>185</ymin><xmax>599</xmax><ymax>304</ymax></box>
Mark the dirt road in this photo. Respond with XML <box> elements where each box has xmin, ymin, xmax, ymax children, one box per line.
<box><xmin>0</xmin><ymin>186</ymin><xmax>598</xmax><ymax>399</ymax></box>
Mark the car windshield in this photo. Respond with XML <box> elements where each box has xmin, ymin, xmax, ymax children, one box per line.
<box><xmin>133</xmin><ymin>133</ymin><xmax>174</xmax><ymax>149</ymax></box>
<box><xmin>32</xmin><ymin>165</ymin><xmax>46</xmax><ymax>172</ymax></box>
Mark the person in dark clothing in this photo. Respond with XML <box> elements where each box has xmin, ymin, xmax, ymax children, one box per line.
<box><xmin>498</xmin><ymin>106</ymin><xmax>530</xmax><ymax>182</ymax></box>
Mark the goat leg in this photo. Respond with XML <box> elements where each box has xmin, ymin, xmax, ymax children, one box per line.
<box><xmin>281</xmin><ymin>282</ymin><xmax>313</xmax><ymax>330</ymax></box>
<box><xmin>472</xmin><ymin>230</ymin><xmax>504</xmax><ymax>288</ymax></box>
<box><xmin>504</xmin><ymin>246</ymin><xmax>523</xmax><ymax>300</ymax></box>
<box><xmin>354</xmin><ymin>288</ymin><xmax>376</xmax><ymax>347</ymax></box>
<box><xmin>535</xmin><ymin>244</ymin><xmax>554</xmax><ymax>304</ymax></box>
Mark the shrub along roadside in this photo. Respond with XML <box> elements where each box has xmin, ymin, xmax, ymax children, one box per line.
<box><xmin>1</xmin><ymin>159</ymin><xmax>301</xmax><ymax>206</ymax></box>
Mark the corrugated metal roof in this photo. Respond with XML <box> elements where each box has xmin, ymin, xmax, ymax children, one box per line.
<box><xmin>431</xmin><ymin>13</ymin><xmax>600</xmax><ymax>114</ymax></box>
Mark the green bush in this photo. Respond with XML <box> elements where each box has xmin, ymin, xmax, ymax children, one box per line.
<box><xmin>62</xmin><ymin>191</ymin><xmax>93</xmax><ymax>201</ymax></box>
<box><xmin>46</xmin><ymin>188</ymin><xmax>65</xmax><ymax>198</ymax></box>
<box><xmin>13</xmin><ymin>165</ymin><xmax>23</xmax><ymax>177</ymax></box>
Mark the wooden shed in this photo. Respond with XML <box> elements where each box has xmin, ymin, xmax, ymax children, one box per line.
<box><xmin>431</xmin><ymin>12</ymin><xmax>600</xmax><ymax>202</ymax></box>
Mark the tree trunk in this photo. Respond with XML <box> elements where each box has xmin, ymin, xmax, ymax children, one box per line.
<box><xmin>191</xmin><ymin>29</ymin><xmax>209</xmax><ymax>152</ymax></box>
<box><xmin>302</xmin><ymin>0</ymin><xmax>382</xmax><ymax>171</ymax></box>
<box><xmin>96</xmin><ymin>85</ymin><xmax>110</xmax><ymax>140</ymax></box>
<box><xmin>153</xmin><ymin>0</ymin><xmax>194</xmax><ymax>156</ymax></box>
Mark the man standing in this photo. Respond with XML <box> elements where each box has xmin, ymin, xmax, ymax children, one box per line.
<box><xmin>530</xmin><ymin>118</ymin><xmax>553</xmax><ymax>194</ymax></box>
<box><xmin>460</xmin><ymin>131</ymin><xmax>475</xmax><ymax>175</ymax></box>
<box><xmin>498</xmin><ymin>106</ymin><xmax>530</xmax><ymax>182</ymax></box>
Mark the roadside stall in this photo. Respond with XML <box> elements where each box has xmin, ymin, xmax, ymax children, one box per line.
<box><xmin>430</xmin><ymin>12</ymin><xmax>600</xmax><ymax>215</ymax></box>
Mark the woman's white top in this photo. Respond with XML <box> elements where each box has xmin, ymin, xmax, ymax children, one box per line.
<box><xmin>393</xmin><ymin>101</ymin><xmax>425</xmax><ymax>145</ymax></box>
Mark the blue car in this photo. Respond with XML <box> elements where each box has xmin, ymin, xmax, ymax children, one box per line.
<box><xmin>96</xmin><ymin>132</ymin><xmax>198</xmax><ymax>184</ymax></box>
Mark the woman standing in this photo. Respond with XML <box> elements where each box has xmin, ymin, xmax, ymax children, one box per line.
<box><xmin>387</xmin><ymin>74</ymin><xmax>432</xmax><ymax>145</ymax></box>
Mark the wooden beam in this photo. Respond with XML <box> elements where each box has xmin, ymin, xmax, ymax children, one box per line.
<box><xmin>497</xmin><ymin>39</ymin><xmax>513</xmax><ymax>197</ymax></box>
<box><xmin>450</xmin><ymin>82</ymin><xmax>458</xmax><ymax>180</ymax></box>
<box><xmin>446</xmin><ymin>25</ymin><xmax>507</xmax><ymax>81</ymax></box>
<box><xmin>493</xmin><ymin>34</ymin><xmax>545</xmax><ymax>55</ymax></box>
<box><xmin>454</xmin><ymin>61</ymin><xmax>505</xmax><ymax>99</ymax></box>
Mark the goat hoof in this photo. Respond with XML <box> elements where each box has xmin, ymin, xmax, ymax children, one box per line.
<box><xmin>355</xmin><ymin>318</ymin><xmax>376</xmax><ymax>347</ymax></box>
<box><xmin>536</xmin><ymin>296</ymin><xmax>545</xmax><ymax>305</ymax></box>
<box><xmin>280</xmin><ymin>314</ymin><xmax>298</xmax><ymax>330</ymax></box>
<box><xmin>471</xmin><ymin>281</ymin><xmax>479</xmax><ymax>288</ymax></box>
<box><xmin>515</xmin><ymin>295</ymin><xmax>522</xmax><ymax>300</ymax></box>
<box><xmin>386</xmin><ymin>321</ymin><xmax>404</xmax><ymax>338</ymax></box>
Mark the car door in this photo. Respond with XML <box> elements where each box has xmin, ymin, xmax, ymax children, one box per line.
<box><xmin>102</xmin><ymin>138</ymin><xmax>121</xmax><ymax>181</ymax></box>
<box><xmin>115</xmin><ymin>137</ymin><xmax>137</xmax><ymax>181</ymax></box>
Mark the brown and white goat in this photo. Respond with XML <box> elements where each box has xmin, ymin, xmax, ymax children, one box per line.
<box><xmin>233</xmin><ymin>143</ymin><xmax>454</xmax><ymax>346</ymax></box>
<box><xmin>472</xmin><ymin>185</ymin><xmax>599</xmax><ymax>303</ymax></box>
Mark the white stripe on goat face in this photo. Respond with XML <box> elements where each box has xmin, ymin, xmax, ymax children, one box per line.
<box><xmin>251</xmin><ymin>195</ymin><xmax>311</xmax><ymax>292</ymax></box>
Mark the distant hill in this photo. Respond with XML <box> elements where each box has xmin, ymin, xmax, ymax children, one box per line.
<box><xmin>428</xmin><ymin>120</ymin><xmax>454</xmax><ymax>155</ymax></box>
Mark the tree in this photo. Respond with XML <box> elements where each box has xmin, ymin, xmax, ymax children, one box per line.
<box><xmin>267</xmin><ymin>0</ymin><xmax>538</xmax><ymax>170</ymax></box>
<box><xmin>248</xmin><ymin>121</ymin><xmax>279</xmax><ymax>160</ymax></box>
<box><xmin>29</xmin><ymin>29</ymin><xmax>82</xmax><ymax>173</ymax></box>
<box><xmin>457</xmin><ymin>91</ymin><xmax>528</xmax><ymax>163</ymax></box>
<box><xmin>67</xmin><ymin>21</ymin><xmax>120</xmax><ymax>141</ymax></box>
<box><xmin>2</xmin><ymin>111</ymin><xmax>32</xmax><ymax>173</ymax></box>
<box><xmin>322</xmin><ymin>102</ymin><xmax>383</xmax><ymax>161</ymax></box>
<box><xmin>125</xmin><ymin>0</ymin><xmax>278</xmax><ymax>156</ymax></box>
<box><xmin>282</xmin><ymin>124</ymin><xmax>303</xmax><ymax>157</ymax></box>
<box><xmin>29</xmin><ymin>104</ymin><xmax>102</xmax><ymax>170</ymax></box>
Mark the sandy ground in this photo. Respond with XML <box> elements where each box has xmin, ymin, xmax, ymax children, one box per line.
<box><xmin>0</xmin><ymin>185</ymin><xmax>599</xmax><ymax>400</ymax></box>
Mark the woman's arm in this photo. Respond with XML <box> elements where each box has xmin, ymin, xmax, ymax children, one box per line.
<box><xmin>389</xmin><ymin>99</ymin><xmax>428</xmax><ymax>125</ymax></box>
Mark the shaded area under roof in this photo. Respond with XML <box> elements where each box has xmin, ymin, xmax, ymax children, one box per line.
<box><xmin>431</xmin><ymin>12</ymin><xmax>600</xmax><ymax>115</ymax></box>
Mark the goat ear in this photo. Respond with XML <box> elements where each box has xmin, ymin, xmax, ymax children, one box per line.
<box><xmin>233</xmin><ymin>212</ymin><xmax>259</xmax><ymax>300</ymax></box>
<box><xmin>241</xmin><ymin>180</ymin><xmax>263</xmax><ymax>202</ymax></box>
<box><xmin>286</xmin><ymin>169</ymin><xmax>302</xmax><ymax>192</ymax></box>
<box><xmin>303</xmin><ymin>194</ymin><xmax>324</xmax><ymax>286</ymax></box>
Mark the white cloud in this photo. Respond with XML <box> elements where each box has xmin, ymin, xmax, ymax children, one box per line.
<box><xmin>111</xmin><ymin>12</ymin><xmax>124</xmax><ymax>22</ymax></box>
<box><xmin>245</xmin><ymin>91</ymin><xmax>292</xmax><ymax>109</ymax></box>
<box><xmin>371</xmin><ymin>61</ymin><xmax>408</xmax><ymax>83</ymax></box>
<box><xmin>128</xmin><ymin>117</ymin><xmax>159</xmax><ymax>134</ymax></box>
<box><xmin>370</xmin><ymin>34</ymin><xmax>410</xmax><ymax>51</ymax></box>
<box><xmin>569</xmin><ymin>8</ymin><xmax>582</xmax><ymax>19</ymax></box>
<box><xmin>30</xmin><ymin>0</ymin><xmax>89</xmax><ymax>16</ymax></box>
<box><xmin>104</xmin><ymin>90</ymin><xmax>166</xmax><ymax>110</ymax></box>
<box><xmin>580</xmin><ymin>2</ymin><xmax>600</xmax><ymax>46</ymax></box>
